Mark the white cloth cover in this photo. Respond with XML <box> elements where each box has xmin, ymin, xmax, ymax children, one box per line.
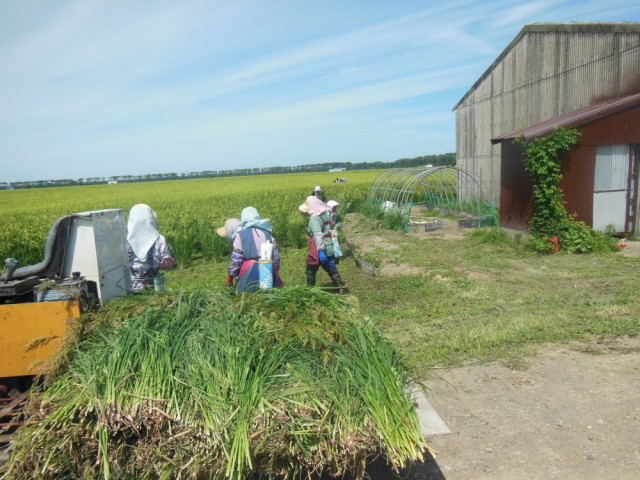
<box><xmin>240</xmin><ymin>207</ymin><xmax>273</xmax><ymax>232</ymax></box>
<box><xmin>127</xmin><ymin>204</ymin><xmax>160</xmax><ymax>262</ymax></box>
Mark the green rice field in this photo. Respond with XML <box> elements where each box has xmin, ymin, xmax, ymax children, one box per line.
<box><xmin>0</xmin><ymin>171</ymin><xmax>379</xmax><ymax>267</ymax></box>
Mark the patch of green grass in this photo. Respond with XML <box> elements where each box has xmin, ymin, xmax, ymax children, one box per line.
<box><xmin>332</xmin><ymin>220</ymin><xmax>640</xmax><ymax>375</ymax></box>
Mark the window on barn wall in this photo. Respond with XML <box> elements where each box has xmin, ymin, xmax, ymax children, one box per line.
<box><xmin>593</xmin><ymin>145</ymin><xmax>633</xmax><ymax>233</ymax></box>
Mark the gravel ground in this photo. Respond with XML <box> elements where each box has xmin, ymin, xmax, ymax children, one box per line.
<box><xmin>424</xmin><ymin>336</ymin><xmax>640</xmax><ymax>480</ymax></box>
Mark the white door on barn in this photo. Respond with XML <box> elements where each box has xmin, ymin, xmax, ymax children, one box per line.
<box><xmin>593</xmin><ymin>145</ymin><xmax>632</xmax><ymax>233</ymax></box>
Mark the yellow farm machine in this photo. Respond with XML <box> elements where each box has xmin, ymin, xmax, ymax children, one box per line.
<box><xmin>0</xmin><ymin>209</ymin><xmax>131</xmax><ymax>448</ymax></box>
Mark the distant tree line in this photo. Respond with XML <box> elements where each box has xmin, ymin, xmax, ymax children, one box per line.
<box><xmin>2</xmin><ymin>153</ymin><xmax>455</xmax><ymax>189</ymax></box>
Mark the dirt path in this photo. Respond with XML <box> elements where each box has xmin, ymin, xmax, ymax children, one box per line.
<box><xmin>424</xmin><ymin>336</ymin><xmax>640</xmax><ymax>480</ymax></box>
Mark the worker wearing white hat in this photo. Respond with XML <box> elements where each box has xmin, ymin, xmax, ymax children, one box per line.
<box><xmin>312</xmin><ymin>185</ymin><xmax>325</xmax><ymax>202</ymax></box>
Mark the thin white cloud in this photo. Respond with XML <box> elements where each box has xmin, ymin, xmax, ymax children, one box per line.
<box><xmin>491</xmin><ymin>1</ymin><xmax>554</xmax><ymax>29</ymax></box>
<box><xmin>1</xmin><ymin>0</ymin><xmax>640</xmax><ymax>182</ymax></box>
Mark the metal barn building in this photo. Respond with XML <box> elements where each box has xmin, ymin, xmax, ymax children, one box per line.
<box><xmin>453</xmin><ymin>23</ymin><xmax>640</xmax><ymax>235</ymax></box>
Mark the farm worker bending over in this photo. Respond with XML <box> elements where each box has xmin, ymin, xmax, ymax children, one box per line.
<box><xmin>300</xmin><ymin>196</ymin><xmax>346</xmax><ymax>293</ymax></box>
<box><xmin>228</xmin><ymin>207</ymin><xmax>283</xmax><ymax>293</ymax></box>
<box><xmin>127</xmin><ymin>204</ymin><xmax>175</xmax><ymax>291</ymax></box>
<box><xmin>217</xmin><ymin>218</ymin><xmax>242</xmax><ymax>286</ymax></box>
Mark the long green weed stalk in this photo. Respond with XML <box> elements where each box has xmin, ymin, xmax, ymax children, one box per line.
<box><xmin>2</xmin><ymin>288</ymin><xmax>428</xmax><ymax>480</ymax></box>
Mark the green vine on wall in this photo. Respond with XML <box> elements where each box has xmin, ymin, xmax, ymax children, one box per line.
<box><xmin>516</xmin><ymin>128</ymin><xmax>614</xmax><ymax>253</ymax></box>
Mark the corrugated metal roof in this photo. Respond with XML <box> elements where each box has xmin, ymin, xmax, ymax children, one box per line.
<box><xmin>453</xmin><ymin>22</ymin><xmax>640</xmax><ymax>111</ymax></box>
<box><xmin>491</xmin><ymin>92</ymin><xmax>640</xmax><ymax>144</ymax></box>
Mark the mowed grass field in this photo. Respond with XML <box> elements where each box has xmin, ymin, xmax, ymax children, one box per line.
<box><xmin>2</xmin><ymin>170</ymin><xmax>639</xmax><ymax>376</ymax></box>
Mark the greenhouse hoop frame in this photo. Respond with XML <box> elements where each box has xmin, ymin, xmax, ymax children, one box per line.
<box><xmin>367</xmin><ymin>166</ymin><xmax>497</xmax><ymax>233</ymax></box>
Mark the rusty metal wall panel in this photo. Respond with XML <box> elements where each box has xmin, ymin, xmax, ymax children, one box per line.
<box><xmin>579</xmin><ymin>106</ymin><xmax>640</xmax><ymax>143</ymax></box>
<box><xmin>499</xmin><ymin>141</ymin><xmax>532</xmax><ymax>230</ymax></box>
<box><xmin>559</xmin><ymin>146</ymin><xmax>596</xmax><ymax>225</ymax></box>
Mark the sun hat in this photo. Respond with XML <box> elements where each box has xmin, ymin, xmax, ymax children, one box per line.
<box><xmin>299</xmin><ymin>196</ymin><xmax>330</xmax><ymax>216</ymax></box>
<box><xmin>217</xmin><ymin>218</ymin><xmax>241</xmax><ymax>242</ymax></box>
<box><xmin>216</xmin><ymin>219</ymin><xmax>230</xmax><ymax>237</ymax></box>
<box><xmin>326</xmin><ymin>200</ymin><xmax>339</xmax><ymax>208</ymax></box>
<box><xmin>314</xmin><ymin>185</ymin><xmax>322</xmax><ymax>192</ymax></box>
<box><xmin>298</xmin><ymin>195</ymin><xmax>313</xmax><ymax>213</ymax></box>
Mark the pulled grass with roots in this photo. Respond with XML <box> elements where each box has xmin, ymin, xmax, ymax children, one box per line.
<box><xmin>2</xmin><ymin>287</ymin><xmax>428</xmax><ymax>480</ymax></box>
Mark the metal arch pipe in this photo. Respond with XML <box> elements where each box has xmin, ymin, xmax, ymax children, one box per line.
<box><xmin>367</xmin><ymin>165</ymin><xmax>496</xmax><ymax>224</ymax></box>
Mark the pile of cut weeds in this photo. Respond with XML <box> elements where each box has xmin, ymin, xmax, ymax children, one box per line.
<box><xmin>2</xmin><ymin>287</ymin><xmax>428</xmax><ymax>480</ymax></box>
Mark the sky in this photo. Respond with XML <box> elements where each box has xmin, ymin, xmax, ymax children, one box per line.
<box><xmin>2</xmin><ymin>1</ymin><xmax>640</xmax><ymax>183</ymax></box>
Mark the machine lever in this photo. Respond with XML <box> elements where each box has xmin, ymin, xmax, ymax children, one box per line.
<box><xmin>3</xmin><ymin>258</ymin><xmax>19</xmax><ymax>283</ymax></box>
